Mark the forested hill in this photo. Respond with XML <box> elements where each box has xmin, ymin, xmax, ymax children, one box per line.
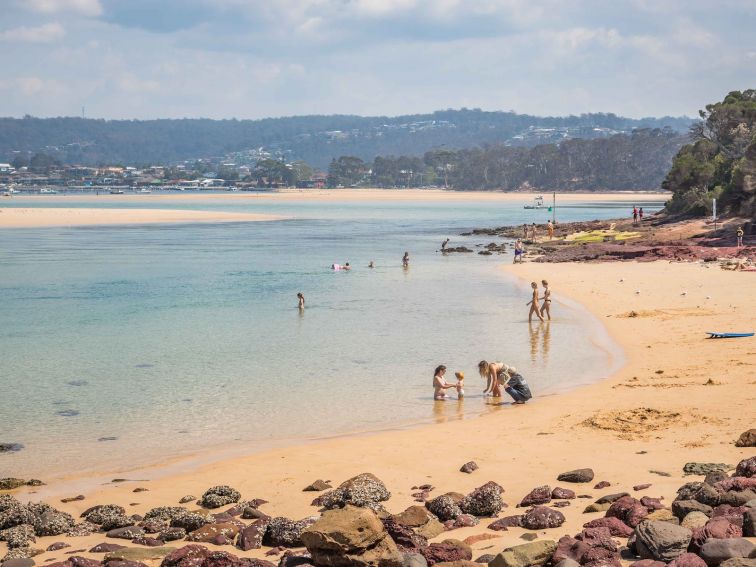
<box><xmin>0</xmin><ymin>109</ymin><xmax>692</xmax><ymax>168</ymax></box>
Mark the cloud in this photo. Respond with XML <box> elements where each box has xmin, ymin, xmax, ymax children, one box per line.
<box><xmin>0</xmin><ymin>22</ymin><xmax>65</xmax><ymax>43</ymax></box>
<box><xmin>23</xmin><ymin>0</ymin><xmax>102</xmax><ymax>17</ymax></box>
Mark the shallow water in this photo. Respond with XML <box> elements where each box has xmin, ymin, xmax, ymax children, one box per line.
<box><xmin>0</xmin><ymin>195</ymin><xmax>658</xmax><ymax>477</ymax></box>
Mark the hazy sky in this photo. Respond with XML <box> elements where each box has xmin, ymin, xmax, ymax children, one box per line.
<box><xmin>1</xmin><ymin>0</ymin><xmax>754</xmax><ymax>120</ymax></box>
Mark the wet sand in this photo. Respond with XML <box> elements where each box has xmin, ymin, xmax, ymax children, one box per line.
<box><xmin>4</xmin><ymin>259</ymin><xmax>754</xmax><ymax>562</ymax></box>
<box><xmin>0</xmin><ymin>208</ymin><xmax>283</xmax><ymax>228</ymax></box>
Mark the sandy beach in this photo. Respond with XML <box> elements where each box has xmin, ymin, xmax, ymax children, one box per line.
<box><xmin>0</xmin><ymin>208</ymin><xmax>283</xmax><ymax>228</ymax></box>
<box><xmin>3</xmin><ymin>259</ymin><xmax>754</xmax><ymax>563</ymax></box>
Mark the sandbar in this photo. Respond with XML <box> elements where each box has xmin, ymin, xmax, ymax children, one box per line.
<box><xmin>0</xmin><ymin>207</ymin><xmax>283</xmax><ymax>228</ymax></box>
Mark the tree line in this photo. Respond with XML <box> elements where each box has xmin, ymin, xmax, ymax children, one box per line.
<box><xmin>327</xmin><ymin>129</ymin><xmax>687</xmax><ymax>191</ymax></box>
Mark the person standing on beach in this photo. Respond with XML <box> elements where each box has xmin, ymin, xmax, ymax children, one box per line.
<box><xmin>441</xmin><ymin>238</ymin><xmax>450</xmax><ymax>252</ymax></box>
<box><xmin>522</xmin><ymin>224</ymin><xmax>528</xmax><ymax>239</ymax></box>
<box><xmin>297</xmin><ymin>292</ymin><xmax>305</xmax><ymax>310</ymax></box>
<box><xmin>527</xmin><ymin>281</ymin><xmax>544</xmax><ymax>322</ymax></box>
<box><xmin>632</xmin><ymin>207</ymin><xmax>638</xmax><ymax>225</ymax></box>
<box><xmin>513</xmin><ymin>239</ymin><xmax>524</xmax><ymax>264</ymax></box>
<box><xmin>737</xmin><ymin>226</ymin><xmax>744</xmax><ymax>247</ymax></box>
<box><xmin>547</xmin><ymin>220</ymin><xmax>554</xmax><ymax>240</ymax></box>
<box><xmin>638</xmin><ymin>207</ymin><xmax>644</xmax><ymax>222</ymax></box>
<box><xmin>433</xmin><ymin>365</ymin><xmax>455</xmax><ymax>400</ymax></box>
<box><xmin>531</xmin><ymin>223</ymin><xmax>538</xmax><ymax>241</ymax></box>
<box><xmin>540</xmin><ymin>280</ymin><xmax>552</xmax><ymax>320</ymax></box>
<box><xmin>402</xmin><ymin>251</ymin><xmax>410</xmax><ymax>268</ymax></box>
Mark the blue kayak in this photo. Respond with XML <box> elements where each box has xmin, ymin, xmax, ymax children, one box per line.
<box><xmin>706</xmin><ymin>332</ymin><xmax>754</xmax><ymax>338</ymax></box>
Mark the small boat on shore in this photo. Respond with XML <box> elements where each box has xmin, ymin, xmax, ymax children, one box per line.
<box><xmin>110</xmin><ymin>189</ymin><xmax>124</xmax><ymax>194</ymax></box>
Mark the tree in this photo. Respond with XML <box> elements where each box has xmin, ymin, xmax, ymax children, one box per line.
<box><xmin>11</xmin><ymin>154</ymin><xmax>29</xmax><ymax>169</ymax></box>
<box><xmin>28</xmin><ymin>152</ymin><xmax>60</xmax><ymax>172</ymax></box>
<box><xmin>327</xmin><ymin>156</ymin><xmax>366</xmax><ymax>187</ymax></box>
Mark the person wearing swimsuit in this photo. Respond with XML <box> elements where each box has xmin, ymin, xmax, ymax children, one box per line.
<box><xmin>297</xmin><ymin>292</ymin><xmax>305</xmax><ymax>310</ymax></box>
<box><xmin>540</xmin><ymin>280</ymin><xmax>551</xmax><ymax>320</ymax></box>
<box><xmin>478</xmin><ymin>360</ymin><xmax>504</xmax><ymax>398</ymax></box>
<box><xmin>433</xmin><ymin>365</ymin><xmax>455</xmax><ymax>400</ymax></box>
<box><xmin>402</xmin><ymin>251</ymin><xmax>410</xmax><ymax>268</ymax></box>
<box><xmin>527</xmin><ymin>281</ymin><xmax>544</xmax><ymax>322</ymax></box>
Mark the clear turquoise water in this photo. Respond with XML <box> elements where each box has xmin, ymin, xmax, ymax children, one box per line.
<box><xmin>0</xmin><ymin>195</ymin><xmax>660</xmax><ymax>478</ymax></box>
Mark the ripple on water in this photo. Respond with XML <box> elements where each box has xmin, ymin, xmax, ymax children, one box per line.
<box><xmin>135</xmin><ymin>363</ymin><xmax>154</xmax><ymax>369</ymax></box>
<box><xmin>55</xmin><ymin>409</ymin><xmax>80</xmax><ymax>417</ymax></box>
<box><xmin>66</xmin><ymin>379</ymin><xmax>89</xmax><ymax>386</ymax></box>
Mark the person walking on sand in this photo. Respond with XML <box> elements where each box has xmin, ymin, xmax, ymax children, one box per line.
<box><xmin>441</xmin><ymin>238</ymin><xmax>450</xmax><ymax>252</ymax></box>
<box><xmin>297</xmin><ymin>292</ymin><xmax>305</xmax><ymax>310</ymax></box>
<box><xmin>547</xmin><ymin>220</ymin><xmax>554</xmax><ymax>240</ymax></box>
<box><xmin>402</xmin><ymin>251</ymin><xmax>410</xmax><ymax>268</ymax></box>
<box><xmin>632</xmin><ymin>206</ymin><xmax>638</xmax><ymax>225</ymax></box>
<box><xmin>499</xmin><ymin>364</ymin><xmax>533</xmax><ymax>404</ymax></box>
<box><xmin>478</xmin><ymin>360</ymin><xmax>505</xmax><ymax>398</ymax></box>
<box><xmin>527</xmin><ymin>281</ymin><xmax>544</xmax><ymax>322</ymax></box>
<box><xmin>540</xmin><ymin>280</ymin><xmax>552</xmax><ymax>320</ymax></box>
<box><xmin>433</xmin><ymin>365</ymin><xmax>455</xmax><ymax>400</ymax></box>
<box><xmin>513</xmin><ymin>239</ymin><xmax>524</xmax><ymax>264</ymax></box>
<box><xmin>737</xmin><ymin>226</ymin><xmax>744</xmax><ymax>248</ymax></box>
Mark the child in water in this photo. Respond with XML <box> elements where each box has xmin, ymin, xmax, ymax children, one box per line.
<box><xmin>455</xmin><ymin>371</ymin><xmax>465</xmax><ymax>398</ymax></box>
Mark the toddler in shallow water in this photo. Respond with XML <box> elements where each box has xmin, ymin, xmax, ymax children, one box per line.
<box><xmin>455</xmin><ymin>371</ymin><xmax>465</xmax><ymax>398</ymax></box>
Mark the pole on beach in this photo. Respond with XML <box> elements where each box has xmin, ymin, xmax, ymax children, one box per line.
<box><xmin>552</xmin><ymin>192</ymin><xmax>556</xmax><ymax>224</ymax></box>
<box><xmin>712</xmin><ymin>198</ymin><xmax>717</xmax><ymax>231</ymax></box>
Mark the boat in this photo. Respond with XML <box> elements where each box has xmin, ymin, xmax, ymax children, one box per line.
<box><xmin>40</xmin><ymin>188</ymin><xmax>57</xmax><ymax>194</ymax></box>
<box><xmin>110</xmin><ymin>189</ymin><xmax>124</xmax><ymax>194</ymax></box>
<box><xmin>138</xmin><ymin>188</ymin><xmax>152</xmax><ymax>194</ymax></box>
<box><xmin>524</xmin><ymin>195</ymin><xmax>544</xmax><ymax>209</ymax></box>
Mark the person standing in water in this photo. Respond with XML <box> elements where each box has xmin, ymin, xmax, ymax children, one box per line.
<box><xmin>478</xmin><ymin>360</ymin><xmax>505</xmax><ymax>398</ymax></box>
<box><xmin>402</xmin><ymin>251</ymin><xmax>410</xmax><ymax>268</ymax></box>
<box><xmin>297</xmin><ymin>292</ymin><xmax>305</xmax><ymax>310</ymax></box>
<box><xmin>527</xmin><ymin>281</ymin><xmax>544</xmax><ymax>322</ymax></box>
<box><xmin>441</xmin><ymin>238</ymin><xmax>450</xmax><ymax>252</ymax></box>
<box><xmin>638</xmin><ymin>207</ymin><xmax>644</xmax><ymax>222</ymax></box>
<box><xmin>433</xmin><ymin>365</ymin><xmax>455</xmax><ymax>400</ymax></box>
<box><xmin>540</xmin><ymin>280</ymin><xmax>552</xmax><ymax>320</ymax></box>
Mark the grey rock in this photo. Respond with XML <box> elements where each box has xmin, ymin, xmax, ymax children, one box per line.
<box><xmin>33</xmin><ymin>510</ymin><xmax>75</xmax><ymax>536</ymax></box>
<box><xmin>488</xmin><ymin>540</ymin><xmax>557</xmax><ymax>567</ymax></box>
<box><xmin>459</xmin><ymin>482</ymin><xmax>504</xmax><ymax>517</ymax></box>
<box><xmin>178</xmin><ymin>496</ymin><xmax>196</xmax><ymax>504</ymax></box>
<box><xmin>521</xmin><ymin>507</ymin><xmax>565</xmax><ymax>530</ymax></box>
<box><xmin>557</xmin><ymin>469</ymin><xmax>594</xmax><ymax>483</ymax></box>
<box><xmin>263</xmin><ymin>517</ymin><xmax>316</xmax><ymax>548</ymax></box>
<box><xmin>634</xmin><ymin>520</ymin><xmax>692</xmax><ymax>562</ymax></box>
<box><xmin>402</xmin><ymin>553</ymin><xmax>428</xmax><ymax>567</ymax></box>
<box><xmin>699</xmin><ymin>539</ymin><xmax>755</xmax><ymax>567</ymax></box>
<box><xmin>106</xmin><ymin>526</ymin><xmax>144</xmax><ymax>539</ymax></box>
<box><xmin>684</xmin><ymin>463</ymin><xmax>732</xmax><ymax>476</ymax></box>
<box><xmin>1</xmin><ymin>559</ymin><xmax>35</xmax><ymax>567</ymax></box>
<box><xmin>82</xmin><ymin>505</ymin><xmax>127</xmax><ymax>526</ymax></box>
<box><xmin>316</xmin><ymin>473</ymin><xmax>391</xmax><ymax>511</ymax></box>
<box><xmin>1</xmin><ymin>525</ymin><xmax>36</xmax><ymax>549</ymax></box>
<box><xmin>673</xmin><ymin>500</ymin><xmax>713</xmax><ymax>520</ymax></box>
<box><xmin>426</xmin><ymin>495</ymin><xmax>463</xmax><ymax>522</ymax></box>
<box><xmin>734</xmin><ymin>430</ymin><xmax>756</xmax><ymax>448</ymax></box>
<box><xmin>460</xmin><ymin>462</ymin><xmax>478</xmax><ymax>474</ymax></box>
<box><xmin>719</xmin><ymin>560</ymin><xmax>756</xmax><ymax>567</ymax></box>
<box><xmin>681</xmin><ymin>512</ymin><xmax>710</xmax><ymax>529</ymax></box>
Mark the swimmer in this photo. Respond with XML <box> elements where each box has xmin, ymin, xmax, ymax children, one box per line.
<box><xmin>402</xmin><ymin>251</ymin><xmax>410</xmax><ymax>268</ymax></box>
<box><xmin>441</xmin><ymin>238</ymin><xmax>450</xmax><ymax>251</ymax></box>
<box><xmin>297</xmin><ymin>292</ymin><xmax>305</xmax><ymax>310</ymax></box>
<box><xmin>368</xmin><ymin>261</ymin><xmax>375</xmax><ymax>268</ymax></box>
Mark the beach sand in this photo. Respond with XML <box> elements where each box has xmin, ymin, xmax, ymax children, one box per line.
<box><xmin>0</xmin><ymin>207</ymin><xmax>282</xmax><ymax>228</ymax></box>
<box><xmin>3</xmin><ymin>260</ymin><xmax>754</xmax><ymax>562</ymax></box>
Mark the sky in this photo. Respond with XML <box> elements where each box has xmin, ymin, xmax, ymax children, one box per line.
<box><xmin>0</xmin><ymin>0</ymin><xmax>754</xmax><ymax>120</ymax></box>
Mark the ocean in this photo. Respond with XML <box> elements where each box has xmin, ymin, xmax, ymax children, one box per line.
<box><xmin>0</xmin><ymin>194</ymin><xmax>660</xmax><ymax>478</ymax></box>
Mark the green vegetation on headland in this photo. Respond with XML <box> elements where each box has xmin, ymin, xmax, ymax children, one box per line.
<box><xmin>327</xmin><ymin>129</ymin><xmax>685</xmax><ymax>191</ymax></box>
<box><xmin>663</xmin><ymin>89</ymin><xmax>756</xmax><ymax>218</ymax></box>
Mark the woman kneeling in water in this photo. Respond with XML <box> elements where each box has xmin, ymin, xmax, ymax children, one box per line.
<box><xmin>433</xmin><ymin>365</ymin><xmax>456</xmax><ymax>400</ymax></box>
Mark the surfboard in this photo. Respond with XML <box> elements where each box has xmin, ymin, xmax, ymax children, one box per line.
<box><xmin>706</xmin><ymin>332</ymin><xmax>755</xmax><ymax>338</ymax></box>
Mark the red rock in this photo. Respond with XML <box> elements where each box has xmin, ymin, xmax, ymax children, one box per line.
<box><xmin>640</xmin><ymin>496</ymin><xmax>664</xmax><ymax>511</ymax></box>
<box><xmin>667</xmin><ymin>553</ymin><xmax>708</xmax><ymax>567</ymax></box>
<box><xmin>161</xmin><ymin>544</ymin><xmax>210</xmax><ymax>567</ymax></box>
<box><xmin>520</xmin><ymin>485</ymin><xmax>552</xmax><ymax>507</ymax></box>
<box><xmin>552</xmin><ymin>487</ymin><xmax>576</xmax><ymax>500</ymax></box>
<box><xmin>583</xmin><ymin>517</ymin><xmax>634</xmax><ymax>537</ymax></box>
<box><xmin>634</xmin><ymin>484</ymin><xmax>652</xmax><ymax>491</ymax></box>
<box><xmin>605</xmin><ymin>496</ymin><xmax>648</xmax><ymax>527</ymax></box>
<box><xmin>487</xmin><ymin>516</ymin><xmax>522</xmax><ymax>531</ymax></box>
<box><xmin>630</xmin><ymin>560</ymin><xmax>665</xmax><ymax>567</ymax></box>
<box><xmin>594</xmin><ymin>482</ymin><xmax>611</xmax><ymax>489</ymax></box>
